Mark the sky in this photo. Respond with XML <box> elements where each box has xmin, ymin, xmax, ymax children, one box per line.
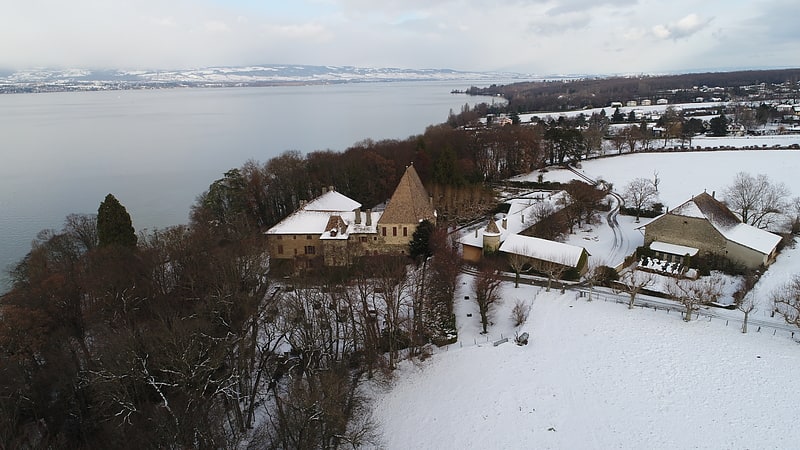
<box><xmin>1</xmin><ymin>0</ymin><xmax>798</xmax><ymax>75</ymax></box>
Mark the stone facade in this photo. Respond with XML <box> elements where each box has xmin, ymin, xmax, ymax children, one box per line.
<box><xmin>644</xmin><ymin>214</ymin><xmax>728</xmax><ymax>257</ymax></box>
<box><xmin>642</xmin><ymin>192</ymin><xmax>781</xmax><ymax>269</ymax></box>
<box><xmin>265</xmin><ymin>165</ymin><xmax>435</xmax><ymax>271</ymax></box>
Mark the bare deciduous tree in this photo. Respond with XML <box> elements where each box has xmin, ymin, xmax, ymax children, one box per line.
<box><xmin>507</xmin><ymin>249</ymin><xmax>532</xmax><ymax>288</ymax></box>
<box><xmin>771</xmin><ymin>274</ymin><xmax>800</xmax><ymax>329</ymax></box>
<box><xmin>616</xmin><ymin>269</ymin><xmax>655</xmax><ymax>309</ymax></box>
<box><xmin>666</xmin><ymin>276</ymin><xmax>723</xmax><ymax>322</ymax></box>
<box><xmin>723</xmin><ymin>172</ymin><xmax>790</xmax><ymax>229</ymax></box>
<box><xmin>623</xmin><ymin>178</ymin><xmax>659</xmax><ymax>222</ymax></box>
<box><xmin>473</xmin><ymin>263</ymin><xmax>503</xmax><ymax>334</ymax></box>
<box><xmin>511</xmin><ymin>298</ymin><xmax>532</xmax><ymax>327</ymax></box>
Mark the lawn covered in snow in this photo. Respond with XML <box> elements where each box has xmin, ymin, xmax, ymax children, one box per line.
<box><xmin>515</xmin><ymin>148</ymin><xmax>800</xmax><ymax>211</ymax></box>
<box><xmin>371</xmin><ymin>279</ymin><xmax>800</xmax><ymax>449</ymax></box>
<box><xmin>371</xmin><ymin>149</ymin><xmax>800</xmax><ymax>449</ymax></box>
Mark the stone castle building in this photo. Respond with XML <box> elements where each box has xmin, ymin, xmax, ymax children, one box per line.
<box><xmin>265</xmin><ymin>164</ymin><xmax>436</xmax><ymax>270</ymax></box>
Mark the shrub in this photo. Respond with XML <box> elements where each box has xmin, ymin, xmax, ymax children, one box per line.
<box><xmin>510</xmin><ymin>299</ymin><xmax>532</xmax><ymax>327</ymax></box>
<box><xmin>594</xmin><ymin>265</ymin><xmax>619</xmax><ymax>286</ymax></box>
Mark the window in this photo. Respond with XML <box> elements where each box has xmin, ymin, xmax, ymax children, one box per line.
<box><xmin>277</xmin><ymin>245</ymin><xmax>284</xmax><ymax>254</ymax></box>
<box><xmin>307</xmin><ymin>234</ymin><xmax>312</xmax><ymax>240</ymax></box>
<box><xmin>360</xmin><ymin>236</ymin><xmax>368</xmax><ymax>243</ymax></box>
<box><xmin>382</xmin><ymin>227</ymin><xmax>387</xmax><ymax>237</ymax></box>
<box><xmin>403</xmin><ymin>227</ymin><xmax>408</xmax><ymax>237</ymax></box>
<box><xmin>392</xmin><ymin>227</ymin><xmax>397</xmax><ymax>237</ymax></box>
<box><xmin>304</xmin><ymin>245</ymin><xmax>316</xmax><ymax>255</ymax></box>
<box><xmin>277</xmin><ymin>235</ymin><xmax>283</xmax><ymax>240</ymax></box>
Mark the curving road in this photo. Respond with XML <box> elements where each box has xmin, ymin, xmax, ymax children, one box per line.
<box><xmin>606</xmin><ymin>191</ymin><xmax>626</xmax><ymax>265</ymax></box>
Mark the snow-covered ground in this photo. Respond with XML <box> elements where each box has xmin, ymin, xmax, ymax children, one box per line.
<box><xmin>372</xmin><ymin>276</ymin><xmax>800</xmax><ymax>449</ymax></box>
<box><xmin>513</xmin><ymin>148</ymin><xmax>800</xmax><ymax>211</ymax></box>
<box><xmin>371</xmin><ymin>149</ymin><xmax>800</xmax><ymax>449</ymax></box>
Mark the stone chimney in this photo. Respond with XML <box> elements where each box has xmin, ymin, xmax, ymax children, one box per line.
<box><xmin>502</xmin><ymin>216</ymin><xmax>508</xmax><ymax>230</ymax></box>
<box><xmin>322</xmin><ymin>186</ymin><xmax>328</xmax><ymax>194</ymax></box>
<box><xmin>355</xmin><ymin>209</ymin><xmax>362</xmax><ymax>224</ymax></box>
<box><xmin>366</xmin><ymin>209</ymin><xmax>372</xmax><ymax>226</ymax></box>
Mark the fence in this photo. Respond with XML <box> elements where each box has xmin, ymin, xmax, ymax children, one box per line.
<box><xmin>580</xmin><ymin>289</ymin><xmax>798</xmax><ymax>340</ymax></box>
<box><xmin>438</xmin><ymin>289</ymin><xmax>799</xmax><ymax>353</ymax></box>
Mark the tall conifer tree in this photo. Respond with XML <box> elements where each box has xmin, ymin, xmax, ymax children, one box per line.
<box><xmin>97</xmin><ymin>193</ymin><xmax>137</xmax><ymax>248</ymax></box>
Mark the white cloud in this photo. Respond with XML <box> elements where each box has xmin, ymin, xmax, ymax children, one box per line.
<box><xmin>0</xmin><ymin>0</ymin><xmax>791</xmax><ymax>75</ymax></box>
<box><xmin>652</xmin><ymin>13</ymin><xmax>711</xmax><ymax>40</ymax></box>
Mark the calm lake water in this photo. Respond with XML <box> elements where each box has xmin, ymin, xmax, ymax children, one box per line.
<box><xmin>0</xmin><ymin>81</ymin><xmax>506</xmax><ymax>290</ymax></box>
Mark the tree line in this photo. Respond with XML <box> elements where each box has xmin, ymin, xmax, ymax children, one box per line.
<box><xmin>466</xmin><ymin>68</ymin><xmax>800</xmax><ymax>112</ymax></box>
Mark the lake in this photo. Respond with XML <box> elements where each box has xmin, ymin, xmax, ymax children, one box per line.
<box><xmin>0</xmin><ymin>81</ymin><xmax>506</xmax><ymax>290</ymax></box>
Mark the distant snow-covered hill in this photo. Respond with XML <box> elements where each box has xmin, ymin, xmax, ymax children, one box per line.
<box><xmin>0</xmin><ymin>64</ymin><xmax>540</xmax><ymax>93</ymax></box>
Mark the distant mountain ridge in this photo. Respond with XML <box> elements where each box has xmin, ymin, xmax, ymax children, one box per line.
<box><xmin>0</xmin><ymin>64</ymin><xmax>546</xmax><ymax>93</ymax></box>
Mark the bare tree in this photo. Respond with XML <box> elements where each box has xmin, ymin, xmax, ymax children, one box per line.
<box><xmin>533</xmin><ymin>258</ymin><xmax>571</xmax><ymax>293</ymax></box>
<box><xmin>507</xmin><ymin>249</ymin><xmax>532</xmax><ymax>288</ymax></box>
<box><xmin>734</xmin><ymin>272</ymin><xmax>758</xmax><ymax>333</ymax></box>
<box><xmin>583</xmin><ymin>258</ymin><xmax>612</xmax><ymax>302</ymax></box>
<box><xmin>737</xmin><ymin>294</ymin><xmax>757</xmax><ymax>333</ymax></box>
<box><xmin>473</xmin><ymin>263</ymin><xmax>503</xmax><ymax>334</ymax></box>
<box><xmin>616</xmin><ymin>269</ymin><xmax>655</xmax><ymax>309</ymax></box>
<box><xmin>528</xmin><ymin>200</ymin><xmax>555</xmax><ymax>225</ymax></box>
<box><xmin>621</xmin><ymin>125</ymin><xmax>638</xmax><ymax>153</ymax></box>
<box><xmin>511</xmin><ymin>298</ymin><xmax>532</xmax><ymax>327</ymax></box>
<box><xmin>622</xmin><ymin>178</ymin><xmax>659</xmax><ymax>222</ymax></box>
<box><xmin>652</xmin><ymin>170</ymin><xmax>661</xmax><ymax>192</ymax></box>
<box><xmin>666</xmin><ymin>276</ymin><xmax>723</xmax><ymax>322</ymax></box>
<box><xmin>771</xmin><ymin>274</ymin><xmax>800</xmax><ymax>329</ymax></box>
<box><xmin>723</xmin><ymin>172</ymin><xmax>790</xmax><ymax>229</ymax></box>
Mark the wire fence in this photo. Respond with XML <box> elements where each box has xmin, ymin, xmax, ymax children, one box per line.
<box><xmin>439</xmin><ymin>290</ymin><xmax>799</xmax><ymax>352</ymax></box>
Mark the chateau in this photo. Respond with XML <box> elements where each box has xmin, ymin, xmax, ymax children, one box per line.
<box><xmin>265</xmin><ymin>165</ymin><xmax>436</xmax><ymax>270</ymax></box>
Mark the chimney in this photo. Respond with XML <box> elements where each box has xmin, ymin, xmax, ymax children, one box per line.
<box><xmin>329</xmin><ymin>185</ymin><xmax>335</xmax><ymax>193</ymax></box>
<box><xmin>366</xmin><ymin>209</ymin><xmax>372</xmax><ymax>226</ymax></box>
<box><xmin>502</xmin><ymin>216</ymin><xmax>508</xmax><ymax>229</ymax></box>
<box><xmin>475</xmin><ymin>228</ymin><xmax>479</xmax><ymax>238</ymax></box>
<box><xmin>355</xmin><ymin>209</ymin><xmax>362</xmax><ymax>224</ymax></box>
<box><xmin>712</xmin><ymin>190</ymin><xmax>715</xmax><ymax>198</ymax></box>
<box><xmin>322</xmin><ymin>186</ymin><xmax>328</xmax><ymax>194</ymax></box>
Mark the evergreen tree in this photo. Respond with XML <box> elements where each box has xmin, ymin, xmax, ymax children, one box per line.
<box><xmin>97</xmin><ymin>193</ymin><xmax>137</xmax><ymax>248</ymax></box>
<box><xmin>709</xmin><ymin>114</ymin><xmax>729</xmax><ymax>136</ymax></box>
<box><xmin>409</xmin><ymin>219</ymin><xmax>435</xmax><ymax>262</ymax></box>
<box><xmin>611</xmin><ymin>107</ymin><xmax>625</xmax><ymax>123</ymax></box>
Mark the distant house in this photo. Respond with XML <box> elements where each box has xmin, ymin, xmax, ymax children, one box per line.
<box><xmin>265</xmin><ymin>164</ymin><xmax>435</xmax><ymax>270</ymax></box>
<box><xmin>640</xmin><ymin>99</ymin><xmax>652</xmax><ymax>106</ymax></box>
<box><xmin>499</xmin><ymin>234</ymin><xmax>589</xmax><ymax>275</ymax></box>
<box><xmin>656</xmin><ymin>98</ymin><xmax>669</xmax><ymax>105</ymax></box>
<box><xmin>641</xmin><ymin>192</ymin><xmax>781</xmax><ymax>269</ymax></box>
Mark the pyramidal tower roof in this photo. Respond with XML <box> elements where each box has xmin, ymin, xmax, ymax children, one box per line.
<box><xmin>379</xmin><ymin>164</ymin><xmax>436</xmax><ymax>224</ymax></box>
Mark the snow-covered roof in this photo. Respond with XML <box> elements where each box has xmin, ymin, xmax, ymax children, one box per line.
<box><xmin>499</xmin><ymin>234</ymin><xmax>587</xmax><ymax>267</ymax></box>
<box><xmin>721</xmin><ymin>223</ymin><xmax>782</xmax><ymax>255</ymax></box>
<box><xmin>666</xmin><ymin>192</ymin><xmax>780</xmax><ymax>255</ymax></box>
<box><xmin>267</xmin><ymin>210</ymin><xmax>337</xmax><ymax>235</ymax></box>
<box><xmin>266</xmin><ymin>190</ymin><xmax>375</xmax><ymax>236</ymax></box>
<box><xmin>649</xmin><ymin>241</ymin><xmax>699</xmax><ymax>257</ymax></box>
<box><xmin>303</xmin><ymin>190</ymin><xmax>362</xmax><ymax>212</ymax></box>
<box><xmin>459</xmin><ymin>192</ymin><xmax>567</xmax><ymax>248</ymax></box>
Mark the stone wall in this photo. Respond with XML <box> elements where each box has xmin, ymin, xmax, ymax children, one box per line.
<box><xmin>644</xmin><ymin>215</ymin><xmax>727</xmax><ymax>256</ymax></box>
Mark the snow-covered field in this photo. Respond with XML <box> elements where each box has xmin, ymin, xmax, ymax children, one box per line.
<box><xmin>371</xmin><ymin>149</ymin><xmax>800</xmax><ymax>449</ymax></box>
<box><xmin>513</xmin><ymin>147</ymin><xmax>800</xmax><ymax>211</ymax></box>
<box><xmin>372</xmin><ymin>277</ymin><xmax>800</xmax><ymax>450</ymax></box>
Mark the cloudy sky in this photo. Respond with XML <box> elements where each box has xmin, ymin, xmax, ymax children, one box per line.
<box><xmin>1</xmin><ymin>0</ymin><xmax>798</xmax><ymax>75</ymax></box>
